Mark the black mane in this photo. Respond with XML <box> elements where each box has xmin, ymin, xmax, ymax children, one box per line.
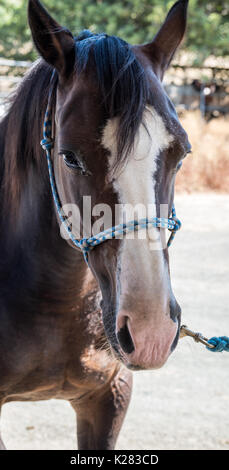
<box><xmin>74</xmin><ymin>30</ymin><xmax>148</xmax><ymax>164</ymax></box>
<box><xmin>0</xmin><ymin>31</ymin><xmax>148</xmax><ymax>213</ymax></box>
<box><xmin>0</xmin><ymin>60</ymin><xmax>53</xmax><ymax>216</ymax></box>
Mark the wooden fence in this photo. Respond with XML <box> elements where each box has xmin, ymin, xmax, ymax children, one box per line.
<box><xmin>0</xmin><ymin>58</ymin><xmax>229</xmax><ymax>118</ymax></box>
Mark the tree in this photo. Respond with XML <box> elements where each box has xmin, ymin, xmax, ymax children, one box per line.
<box><xmin>0</xmin><ymin>0</ymin><xmax>228</xmax><ymax>62</ymax></box>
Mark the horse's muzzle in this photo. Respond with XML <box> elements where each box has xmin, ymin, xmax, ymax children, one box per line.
<box><xmin>116</xmin><ymin>310</ymin><xmax>179</xmax><ymax>370</ymax></box>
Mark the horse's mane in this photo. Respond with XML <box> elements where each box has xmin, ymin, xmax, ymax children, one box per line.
<box><xmin>0</xmin><ymin>60</ymin><xmax>54</xmax><ymax>216</ymax></box>
<box><xmin>0</xmin><ymin>31</ymin><xmax>148</xmax><ymax>215</ymax></box>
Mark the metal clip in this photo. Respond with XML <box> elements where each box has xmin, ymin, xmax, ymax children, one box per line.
<box><xmin>180</xmin><ymin>325</ymin><xmax>215</xmax><ymax>349</ymax></box>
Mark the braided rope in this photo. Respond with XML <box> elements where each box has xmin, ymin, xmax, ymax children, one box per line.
<box><xmin>41</xmin><ymin>71</ymin><xmax>181</xmax><ymax>264</ymax></box>
<box><xmin>207</xmin><ymin>336</ymin><xmax>229</xmax><ymax>352</ymax></box>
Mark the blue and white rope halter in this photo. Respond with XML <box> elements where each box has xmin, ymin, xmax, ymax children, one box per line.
<box><xmin>40</xmin><ymin>71</ymin><xmax>229</xmax><ymax>353</ymax></box>
<box><xmin>41</xmin><ymin>72</ymin><xmax>181</xmax><ymax>264</ymax></box>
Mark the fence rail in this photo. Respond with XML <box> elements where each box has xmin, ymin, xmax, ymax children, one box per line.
<box><xmin>0</xmin><ymin>57</ymin><xmax>229</xmax><ymax>118</ymax></box>
<box><xmin>0</xmin><ymin>58</ymin><xmax>32</xmax><ymax>68</ymax></box>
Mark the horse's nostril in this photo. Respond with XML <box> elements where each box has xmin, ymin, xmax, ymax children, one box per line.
<box><xmin>117</xmin><ymin>318</ymin><xmax>135</xmax><ymax>354</ymax></box>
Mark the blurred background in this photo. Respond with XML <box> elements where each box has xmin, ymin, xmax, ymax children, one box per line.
<box><xmin>0</xmin><ymin>0</ymin><xmax>229</xmax><ymax>190</ymax></box>
<box><xmin>0</xmin><ymin>0</ymin><xmax>229</xmax><ymax>450</ymax></box>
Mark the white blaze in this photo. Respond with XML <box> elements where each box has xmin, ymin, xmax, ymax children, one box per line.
<box><xmin>102</xmin><ymin>106</ymin><xmax>174</xmax><ymax>315</ymax></box>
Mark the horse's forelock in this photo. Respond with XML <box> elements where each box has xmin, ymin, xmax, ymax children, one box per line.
<box><xmin>74</xmin><ymin>32</ymin><xmax>149</xmax><ymax>169</ymax></box>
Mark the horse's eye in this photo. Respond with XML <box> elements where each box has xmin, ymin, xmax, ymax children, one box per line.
<box><xmin>60</xmin><ymin>151</ymin><xmax>91</xmax><ymax>175</ymax></box>
<box><xmin>62</xmin><ymin>151</ymin><xmax>82</xmax><ymax>170</ymax></box>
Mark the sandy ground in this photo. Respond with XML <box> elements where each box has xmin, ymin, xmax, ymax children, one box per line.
<box><xmin>1</xmin><ymin>193</ymin><xmax>229</xmax><ymax>450</ymax></box>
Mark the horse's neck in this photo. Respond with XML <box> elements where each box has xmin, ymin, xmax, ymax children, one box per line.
<box><xmin>0</xmin><ymin>117</ymin><xmax>8</xmax><ymax>191</ymax></box>
<box><xmin>0</xmin><ymin>124</ymin><xmax>86</xmax><ymax>279</ymax></box>
<box><xmin>0</xmin><ymin>166</ymin><xmax>90</xmax><ymax>308</ymax></box>
<box><xmin>0</xmin><ymin>107</ymin><xmax>93</xmax><ymax>303</ymax></box>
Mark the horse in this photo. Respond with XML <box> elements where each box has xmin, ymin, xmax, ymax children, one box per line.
<box><xmin>0</xmin><ymin>0</ymin><xmax>191</xmax><ymax>450</ymax></box>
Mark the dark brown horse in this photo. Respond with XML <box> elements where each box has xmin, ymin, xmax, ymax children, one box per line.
<box><xmin>0</xmin><ymin>0</ymin><xmax>191</xmax><ymax>449</ymax></box>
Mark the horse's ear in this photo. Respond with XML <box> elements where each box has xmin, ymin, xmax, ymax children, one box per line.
<box><xmin>141</xmin><ymin>0</ymin><xmax>188</xmax><ymax>80</ymax></box>
<box><xmin>28</xmin><ymin>0</ymin><xmax>75</xmax><ymax>76</ymax></box>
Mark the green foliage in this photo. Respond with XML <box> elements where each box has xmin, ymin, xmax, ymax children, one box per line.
<box><xmin>0</xmin><ymin>0</ymin><xmax>228</xmax><ymax>62</ymax></box>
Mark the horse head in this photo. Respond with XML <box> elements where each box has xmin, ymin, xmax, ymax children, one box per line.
<box><xmin>28</xmin><ymin>0</ymin><xmax>191</xmax><ymax>370</ymax></box>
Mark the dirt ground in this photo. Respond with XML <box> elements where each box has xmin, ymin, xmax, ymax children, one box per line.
<box><xmin>1</xmin><ymin>193</ymin><xmax>229</xmax><ymax>450</ymax></box>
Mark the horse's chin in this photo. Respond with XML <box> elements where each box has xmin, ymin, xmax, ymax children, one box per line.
<box><xmin>107</xmin><ymin>342</ymin><xmax>156</xmax><ymax>371</ymax></box>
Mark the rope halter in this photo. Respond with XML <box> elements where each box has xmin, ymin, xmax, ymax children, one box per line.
<box><xmin>41</xmin><ymin>72</ymin><xmax>182</xmax><ymax>264</ymax></box>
